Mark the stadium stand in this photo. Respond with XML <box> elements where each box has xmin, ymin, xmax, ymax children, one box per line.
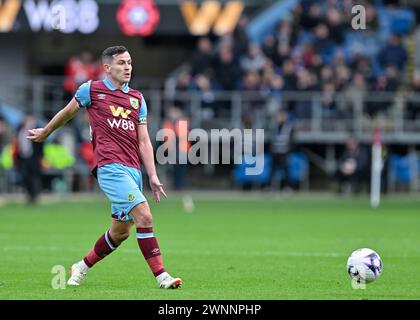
<box><xmin>1</xmin><ymin>0</ymin><xmax>420</xmax><ymax>194</ymax></box>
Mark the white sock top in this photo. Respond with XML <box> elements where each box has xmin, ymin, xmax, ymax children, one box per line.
<box><xmin>77</xmin><ymin>260</ymin><xmax>90</xmax><ymax>272</ymax></box>
<box><xmin>156</xmin><ymin>272</ymin><xmax>169</xmax><ymax>283</ymax></box>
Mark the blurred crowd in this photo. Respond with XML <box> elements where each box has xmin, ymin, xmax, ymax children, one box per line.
<box><xmin>1</xmin><ymin>0</ymin><xmax>419</xmax><ymax>198</ymax></box>
<box><xmin>173</xmin><ymin>0</ymin><xmax>419</xmax><ymax>123</ymax></box>
<box><xmin>63</xmin><ymin>50</ymin><xmax>105</xmax><ymax>101</ymax></box>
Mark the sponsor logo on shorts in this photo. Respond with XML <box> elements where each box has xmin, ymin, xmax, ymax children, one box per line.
<box><xmin>128</xmin><ymin>194</ymin><xmax>136</xmax><ymax>202</ymax></box>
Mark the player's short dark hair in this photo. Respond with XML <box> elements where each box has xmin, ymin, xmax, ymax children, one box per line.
<box><xmin>102</xmin><ymin>46</ymin><xmax>128</xmax><ymax>63</ymax></box>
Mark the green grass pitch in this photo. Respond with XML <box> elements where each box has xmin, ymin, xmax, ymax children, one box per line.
<box><xmin>0</xmin><ymin>194</ymin><xmax>419</xmax><ymax>300</ymax></box>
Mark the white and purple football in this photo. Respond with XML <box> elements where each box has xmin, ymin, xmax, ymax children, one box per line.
<box><xmin>347</xmin><ymin>248</ymin><xmax>382</xmax><ymax>283</ymax></box>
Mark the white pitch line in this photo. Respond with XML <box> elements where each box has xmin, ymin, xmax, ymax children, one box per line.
<box><xmin>1</xmin><ymin>245</ymin><xmax>344</xmax><ymax>257</ymax></box>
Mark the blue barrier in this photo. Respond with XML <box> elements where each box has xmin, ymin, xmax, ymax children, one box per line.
<box><xmin>288</xmin><ymin>152</ymin><xmax>308</xmax><ymax>184</ymax></box>
<box><xmin>233</xmin><ymin>153</ymin><xmax>272</xmax><ymax>185</ymax></box>
<box><xmin>388</xmin><ymin>154</ymin><xmax>414</xmax><ymax>184</ymax></box>
<box><xmin>233</xmin><ymin>152</ymin><xmax>308</xmax><ymax>186</ymax></box>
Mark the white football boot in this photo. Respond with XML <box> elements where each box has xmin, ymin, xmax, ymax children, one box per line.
<box><xmin>157</xmin><ymin>272</ymin><xmax>182</xmax><ymax>289</ymax></box>
<box><xmin>67</xmin><ymin>262</ymin><xmax>89</xmax><ymax>286</ymax></box>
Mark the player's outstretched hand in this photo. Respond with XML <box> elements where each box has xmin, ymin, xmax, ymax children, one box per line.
<box><xmin>27</xmin><ymin>128</ymin><xmax>48</xmax><ymax>143</ymax></box>
<box><xmin>149</xmin><ymin>175</ymin><xmax>167</xmax><ymax>203</ymax></box>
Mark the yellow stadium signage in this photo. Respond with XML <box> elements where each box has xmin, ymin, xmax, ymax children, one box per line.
<box><xmin>0</xmin><ymin>0</ymin><xmax>99</xmax><ymax>33</ymax></box>
<box><xmin>180</xmin><ymin>0</ymin><xmax>244</xmax><ymax>36</ymax></box>
<box><xmin>0</xmin><ymin>0</ymin><xmax>20</xmax><ymax>32</ymax></box>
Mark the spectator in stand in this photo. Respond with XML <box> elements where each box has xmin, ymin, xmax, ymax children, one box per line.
<box><xmin>0</xmin><ymin>116</ymin><xmax>14</xmax><ymax>180</ymax></box>
<box><xmin>262</xmin><ymin>69</ymin><xmax>284</xmax><ymax>94</ymax></box>
<box><xmin>326</xmin><ymin>8</ymin><xmax>345</xmax><ymax>44</ymax></box>
<box><xmin>290</xmin><ymin>4</ymin><xmax>303</xmax><ymax>36</ymax></box>
<box><xmin>261</xmin><ymin>58</ymin><xmax>277</xmax><ymax>80</ymax></box>
<box><xmin>336</xmin><ymin>137</ymin><xmax>369</xmax><ymax>195</ymax></box>
<box><xmin>240</xmin><ymin>71</ymin><xmax>262</xmax><ymax>92</ymax></box>
<box><xmin>0</xmin><ymin>115</ymin><xmax>13</xmax><ymax>153</ymax></box>
<box><xmin>319</xmin><ymin>65</ymin><xmax>335</xmax><ymax>86</ymax></box>
<box><xmin>262</xmin><ymin>34</ymin><xmax>278</xmax><ymax>62</ymax></box>
<box><xmin>365</xmin><ymin>4</ymin><xmax>379</xmax><ymax>31</ymax></box>
<box><xmin>63</xmin><ymin>50</ymin><xmax>100</xmax><ymax>99</ymax></box>
<box><xmin>162</xmin><ymin>107</ymin><xmax>190</xmax><ymax>190</ymax></box>
<box><xmin>378</xmin><ymin>34</ymin><xmax>408</xmax><ymax>72</ymax></box>
<box><xmin>263</xmin><ymin>73</ymin><xmax>284</xmax><ymax>112</ymax></box>
<box><xmin>281</xmin><ymin>59</ymin><xmax>298</xmax><ymax>91</ymax></box>
<box><xmin>406</xmin><ymin>70</ymin><xmax>420</xmax><ymax>120</ymax></box>
<box><xmin>281</xmin><ymin>58</ymin><xmax>298</xmax><ymax>113</ymax></box>
<box><xmin>300</xmin><ymin>2</ymin><xmax>323</xmax><ymax>30</ymax></box>
<box><xmin>174</xmin><ymin>71</ymin><xmax>193</xmax><ymax>112</ymax></box>
<box><xmin>273</xmin><ymin>42</ymin><xmax>291</xmax><ymax>69</ymax></box>
<box><xmin>233</xmin><ymin>15</ymin><xmax>250</xmax><ymax>58</ymax></box>
<box><xmin>269</xmin><ymin>109</ymin><xmax>294</xmax><ymax>191</ymax></box>
<box><xmin>192</xmin><ymin>74</ymin><xmax>218</xmax><ymax>118</ymax></box>
<box><xmin>313</xmin><ymin>23</ymin><xmax>334</xmax><ymax>60</ymax></box>
<box><xmin>191</xmin><ymin>37</ymin><xmax>213</xmax><ymax>76</ymax></box>
<box><xmin>342</xmin><ymin>0</ymin><xmax>357</xmax><ymax>24</ymax></box>
<box><xmin>321</xmin><ymin>82</ymin><xmax>337</xmax><ymax>118</ymax></box>
<box><xmin>323</xmin><ymin>0</ymin><xmax>340</xmax><ymax>11</ymax></box>
<box><xmin>76</xmin><ymin>112</ymin><xmax>95</xmax><ymax>169</ymax></box>
<box><xmin>218</xmin><ymin>34</ymin><xmax>235</xmax><ymax>54</ymax></box>
<box><xmin>309</xmin><ymin>53</ymin><xmax>324</xmax><ymax>76</ymax></box>
<box><xmin>240</xmin><ymin>43</ymin><xmax>265</xmax><ymax>73</ymax></box>
<box><xmin>352</xmin><ymin>55</ymin><xmax>375</xmax><ymax>83</ymax></box>
<box><xmin>212</xmin><ymin>45</ymin><xmax>242</xmax><ymax>90</ymax></box>
<box><xmin>308</xmin><ymin>70</ymin><xmax>320</xmax><ymax>91</ymax></box>
<box><xmin>333</xmin><ymin>50</ymin><xmax>348</xmax><ymax>69</ymax></box>
<box><xmin>301</xmin><ymin>42</ymin><xmax>315</xmax><ymax>68</ymax></box>
<box><xmin>294</xmin><ymin>68</ymin><xmax>315</xmax><ymax>119</ymax></box>
<box><xmin>383</xmin><ymin>65</ymin><xmax>401</xmax><ymax>92</ymax></box>
<box><xmin>335</xmin><ymin>65</ymin><xmax>352</xmax><ymax>91</ymax></box>
<box><xmin>367</xmin><ymin>74</ymin><xmax>391</xmax><ymax>117</ymax></box>
<box><xmin>74</xmin><ymin>111</ymin><xmax>95</xmax><ymax>191</ymax></box>
<box><xmin>15</xmin><ymin>114</ymin><xmax>44</xmax><ymax>204</ymax></box>
<box><xmin>297</xmin><ymin>68</ymin><xmax>317</xmax><ymax>91</ymax></box>
<box><xmin>240</xmin><ymin>71</ymin><xmax>265</xmax><ymax>113</ymax></box>
<box><xmin>341</xmin><ymin>73</ymin><xmax>367</xmax><ymax>119</ymax></box>
<box><xmin>366</xmin><ymin>65</ymin><xmax>399</xmax><ymax>117</ymax></box>
<box><xmin>275</xmin><ymin>20</ymin><xmax>296</xmax><ymax>46</ymax></box>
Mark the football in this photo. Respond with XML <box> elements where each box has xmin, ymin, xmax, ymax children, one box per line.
<box><xmin>347</xmin><ymin>248</ymin><xmax>383</xmax><ymax>284</ymax></box>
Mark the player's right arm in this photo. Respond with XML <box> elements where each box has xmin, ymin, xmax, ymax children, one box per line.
<box><xmin>27</xmin><ymin>98</ymin><xmax>80</xmax><ymax>143</ymax></box>
<box><xmin>27</xmin><ymin>81</ymin><xmax>91</xmax><ymax>143</ymax></box>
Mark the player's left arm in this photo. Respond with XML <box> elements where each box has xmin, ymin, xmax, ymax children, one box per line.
<box><xmin>137</xmin><ymin>98</ymin><xmax>167</xmax><ymax>203</ymax></box>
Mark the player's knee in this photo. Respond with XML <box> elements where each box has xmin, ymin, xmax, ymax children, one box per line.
<box><xmin>138</xmin><ymin>212</ymin><xmax>153</xmax><ymax>227</ymax></box>
<box><xmin>143</xmin><ymin>213</ymin><xmax>153</xmax><ymax>226</ymax></box>
<box><xmin>118</xmin><ymin>231</ymin><xmax>130</xmax><ymax>242</ymax></box>
<box><xmin>131</xmin><ymin>202</ymin><xmax>153</xmax><ymax>227</ymax></box>
<box><xmin>111</xmin><ymin>231</ymin><xmax>130</xmax><ymax>244</ymax></box>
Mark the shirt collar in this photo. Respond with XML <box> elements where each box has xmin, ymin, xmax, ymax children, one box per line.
<box><xmin>103</xmin><ymin>76</ymin><xmax>130</xmax><ymax>93</ymax></box>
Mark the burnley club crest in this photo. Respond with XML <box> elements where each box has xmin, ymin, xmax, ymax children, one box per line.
<box><xmin>130</xmin><ymin>97</ymin><xmax>139</xmax><ymax>109</ymax></box>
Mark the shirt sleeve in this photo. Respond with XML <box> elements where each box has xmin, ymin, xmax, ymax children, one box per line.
<box><xmin>139</xmin><ymin>96</ymin><xmax>148</xmax><ymax>124</ymax></box>
<box><xmin>74</xmin><ymin>81</ymin><xmax>92</xmax><ymax>108</ymax></box>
